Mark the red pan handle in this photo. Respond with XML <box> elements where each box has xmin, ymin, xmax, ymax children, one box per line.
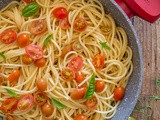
<box><xmin>115</xmin><ymin>0</ymin><xmax>160</xmax><ymax>23</ymax></box>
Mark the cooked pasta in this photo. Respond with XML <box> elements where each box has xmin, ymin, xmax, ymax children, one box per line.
<box><xmin>0</xmin><ymin>0</ymin><xmax>133</xmax><ymax>120</ymax></box>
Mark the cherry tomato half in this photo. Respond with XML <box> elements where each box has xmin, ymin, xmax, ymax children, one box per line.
<box><xmin>17</xmin><ymin>94</ymin><xmax>34</xmax><ymax>112</ymax></box>
<box><xmin>114</xmin><ymin>86</ymin><xmax>125</xmax><ymax>101</ymax></box>
<box><xmin>8</xmin><ymin>70</ymin><xmax>20</xmax><ymax>83</ymax></box>
<box><xmin>61</xmin><ymin>68</ymin><xmax>75</xmax><ymax>82</ymax></box>
<box><xmin>17</xmin><ymin>33</ymin><xmax>30</xmax><ymax>48</ymax></box>
<box><xmin>92</xmin><ymin>54</ymin><xmax>104</xmax><ymax>70</ymax></box>
<box><xmin>22</xmin><ymin>54</ymin><xmax>33</xmax><ymax>65</ymax></box>
<box><xmin>85</xmin><ymin>96</ymin><xmax>98</xmax><ymax>110</ymax></box>
<box><xmin>25</xmin><ymin>44</ymin><xmax>43</xmax><ymax>60</ymax></box>
<box><xmin>34</xmin><ymin>58</ymin><xmax>46</xmax><ymax>67</ymax></box>
<box><xmin>53</xmin><ymin>7</ymin><xmax>68</xmax><ymax>20</ymax></box>
<box><xmin>69</xmin><ymin>56</ymin><xmax>83</xmax><ymax>71</ymax></box>
<box><xmin>29</xmin><ymin>20</ymin><xmax>47</xmax><ymax>35</ymax></box>
<box><xmin>70</xmin><ymin>86</ymin><xmax>87</xmax><ymax>100</ymax></box>
<box><xmin>41</xmin><ymin>103</ymin><xmax>53</xmax><ymax>116</ymax></box>
<box><xmin>95</xmin><ymin>81</ymin><xmax>105</xmax><ymax>92</ymax></box>
<box><xmin>6</xmin><ymin>115</ymin><xmax>14</xmax><ymax>120</ymax></box>
<box><xmin>59</xmin><ymin>17</ymin><xmax>70</xmax><ymax>29</ymax></box>
<box><xmin>23</xmin><ymin>0</ymin><xmax>35</xmax><ymax>4</ymax></box>
<box><xmin>0</xmin><ymin>98</ymin><xmax>18</xmax><ymax>114</ymax></box>
<box><xmin>61</xmin><ymin>45</ymin><xmax>73</xmax><ymax>58</ymax></box>
<box><xmin>73</xmin><ymin>18</ymin><xmax>88</xmax><ymax>32</ymax></box>
<box><xmin>74</xmin><ymin>114</ymin><xmax>88</xmax><ymax>120</ymax></box>
<box><xmin>75</xmin><ymin>71</ymin><xmax>85</xmax><ymax>83</ymax></box>
<box><xmin>36</xmin><ymin>78</ymin><xmax>47</xmax><ymax>92</ymax></box>
<box><xmin>0</xmin><ymin>30</ymin><xmax>17</xmax><ymax>44</ymax></box>
<box><xmin>34</xmin><ymin>92</ymin><xmax>47</xmax><ymax>106</ymax></box>
<box><xmin>72</xmin><ymin>41</ymin><xmax>83</xmax><ymax>53</ymax></box>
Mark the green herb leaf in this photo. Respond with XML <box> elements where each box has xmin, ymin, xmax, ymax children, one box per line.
<box><xmin>0</xmin><ymin>52</ymin><xmax>6</xmax><ymax>61</ymax></box>
<box><xmin>5</xmin><ymin>88</ymin><xmax>17</xmax><ymax>97</ymax></box>
<box><xmin>150</xmin><ymin>96</ymin><xmax>160</xmax><ymax>101</ymax></box>
<box><xmin>156</xmin><ymin>80</ymin><xmax>160</xmax><ymax>86</ymax></box>
<box><xmin>84</xmin><ymin>74</ymin><xmax>95</xmax><ymax>99</ymax></box>
<box><xmin>22</xmin><ymin>2</ymin><xmax>39</xmax><ymax>17</ymax></box>
<box><xmin>100</xmin><ymin>42</ymin><xmax>111</xmax><ymax>50</ymax></box>
<box><xmin>51</xmin><ymin>98</ymin><xmax>66</xmax><ymax>110</ymax></box>
<box><xmin>44</xmin><ymin>34</ymin><xmax>53</xmax><ymax>45</ymax></box>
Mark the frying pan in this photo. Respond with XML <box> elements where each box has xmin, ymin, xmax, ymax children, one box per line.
<box><xmin>0</xmin><ymin>0</ymin><xmax>159</xmax><ymax>120</ymax></box>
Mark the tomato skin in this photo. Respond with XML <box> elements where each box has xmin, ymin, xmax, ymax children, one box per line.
<box><xmin>0</xmin><ymin>30</ymin><xmax>17</xmax><ymax>44</ymax></box>
<box><xmin>70</xmin><ymin>87</ymin><xmax>87</xmax><ymax>100</ymax></box>
<box><xmin>69</xmin><ymin>56</ymin><xmax>83</xmax><ymax>71</ymax></box>
<box><xmin>29</xmin><ymin>20</ymin><xmax>47</xmax><ymax>35</ymax></box>
<box><xmin>53</xmin><ymin>7</ymin><xmax>68</xmax><ymax>20</ymax></box>
<box><xmin>95</xmin><ymin>81</ymin><xmax>105</xmax><ymax>92</ymax></box>
<box><xmin>85</xmin><ymin>96</ymin><xmax>98</xmax><ymax>110</ymax></box>
<box><xmin>74</xmin><ymin>114</ymin><xmax>88</xmax><ymax>120</ymax></box>
<box><xmin>41</xmin><ymin>103</ymin><xmax>53</xmax><ymax>116</ymax></box>
<box><xmin>34</xmin><ymin>92</ymin><xmax>47</xmax><ymax>106</ymax></box>
<box><xmin>72</xmin><ymin>41</ymin><xmax>83</xmax><ymax>53</ymax></box>
<box><xmin>61</xmin><ymin>45</ymin><xmax>73</xmax><ymax>58</ymax></box>
<box><xmin>23</xmin><ymin>0</ymin><xmax>35</xmax><ymax>4</ymax></box>
<box><xmin>61</xmin><ymin>68</ymin><xmax>75</xmax><ymax>82</ymax></box>
<box><xmin>17</xmin><ymin>94</ymin><xmax>34</xmax><ymax>112</ymax></box>
<box><xmin>25</xmin><ymin>44</ymin><xmax>43</xmax><ymax>60</ymax></box>
<box><xmin>34</xmin><ymin>58</ymin><xmax>46</xmax><ymax>67</ymax></box>
<box><xmin>8</xmin><ymin>70</ymin><xmax>20</xmax><ymax>83</ymax></box>
<box><xmin>92</xmin><ymin>54</ymin><xmax>105</xmax><ymax>70</ymax></box>
<box><xmin>114</xmin><ymin>86</ymin><xmax>125</xmax><ymax>101</ymax></box>
<box><xmin>6</xmin><ymin>115</ymin><xmax>14</xmax><ymax>120</ymax></box>
<box><xmin>73</xmin><ymin>18</ymin><xmax>88</xmax><ymax>32</ymax></box>
<box><xmin>17</xmin><ymin>33</ymin><xmax>30</xmax><ymax>48</ymax></box>
<box><xmin>75</xmin><ymin>71</ymin><xmax>85</xmax><ymax>83</ymax></box>
<box><xmin>0</xmin><ymin>98</ymin><xmax>18</xmax><ymax>114</ymax></box>
<box><xmin>22</xmin><ymin>55</ymin><xmax>33</xmax><ymax>65</ymax></box>
<box><xmin>59</xmin><ymin>17</ymin><xmax>70</xmax><ymax>29</ymax></box>
<box><xmin>36</xmin><ymin>78</ymin><xmax>47</xmax><ymax>92</ymax></box>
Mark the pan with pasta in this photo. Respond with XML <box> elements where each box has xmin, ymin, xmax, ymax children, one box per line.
<box><xmin>0</xmin><ymin>0</ymin><xmax>133</xmax><ymax>120</ymax></box>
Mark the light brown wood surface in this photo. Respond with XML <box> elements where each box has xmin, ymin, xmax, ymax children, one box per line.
<box><xmin>131</xmin><ymin>17</ymin><xmax>160</xmax><ymax>120</ymax></box>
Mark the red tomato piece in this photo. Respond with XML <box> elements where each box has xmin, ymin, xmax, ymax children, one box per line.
<box><xmin>25</xmin><ymin>44</ymin><xmax>43</xmax><ymax>60</ymax></box>
<box><xmin>36</xmin><ymin>78</ymin><xmax>47</xmax><ymax>92</ymax></box>
<box><xmin>59</xmin><ymin>17</ymin><xmax>70</xmax><ymax>29</ymax></box>
<box><xmin>29</xmin><ymin>20</ymin><xmax>47</xmax><ymax>35</ymax></box>
<box><xmin>61</xmin><ymin>67</ymin><xmax>75</xmax><ymax>82</ymax></box>
<box><xmin>0</xmin><ymin>30</ymin><xmax>17</xmax><ymax>44</ymax></box>
<box><xmin>114</xmin><ymin>86</ymin><xmax>125</xmax><ymax>101</ymax></box>
<box><xmin>75</xmin><ymin>71</ymin><xmax>85</xmax><ymax>83</ymax></box>
<box><xmin>69</xmin><ymin>56</ymin><xmax>83</xmax><ymax>71</ymax></box>
<box><xmin>85</xmin><ymin>96</ymin><xmax>98</xmax><ymax>110</ymax></box>
<box><xmin>53</xmin><ymin>7</ymin><xmax>68</xmax><ymax>20</ymax></box>
<box><xmin>0</xmin><ymin>98</ymin><xmax>18</xmax><ymax>114</ymax></box>
<box><xmin>23</xmin><ymin>0</ymin><xmax>35</xmax><ymax>4</ymax></box>
<box><xmin>70</xmin><ymin>86</ymin><xmax>87</xmax><ymax>100</ymax></box>
<box><xmin>22</xmin><ymin>54</ymin><xmax>33</xmax><ymax>65</ymax></box>
<box><xmin>34</xmin><ymin>92</ymin><xmax>47</xmax><ymax>106</ymax></box>
<box><xmin>41</xmin><ymin>103</ymin><xmax>53</xmax><ymax>116</ymax></box>
<box><xmin>92</xmin><ymin>54</ymin><xmax>104</xmax><ymax>70</ymax></box>
<box><xmin>61</xmin><ymin>45</ymin><xmax>73</xmax><ymax>58</ymax></box>
<box><xmin>73</xmin><ymin>18</ymin><xmax>88</xmax><ymax>32</ymax></box>
<box><xmin>6</xmin><ymin>115</ymin><xmax>14</xmax><ymax>120</ymax></box>
<box><xmin>8</xmin><ymin>70</ymin><xmax>20</xmax><ymax>83</ymax></box>
<box><xmin>17</xmin><ymin>94</ymin><xmax>34</xmax><ymax>112</ymax></box>
<box><xmin>34</xmin><ymin>58</ymin><xmax>46</xmax><ymax>67</ymax></box>
<box><xmin>17</xmin><ymin>33</ymin><xmax>30</xmax><ymax>48</ymax></box>
<box><xmin>95</xmin><ymin>81</ymin><xmax>105</xmax><ymax>92</ymax></box>
<box><xmin>74</xmin><ymin>114</ymin><xmax>88</xmax><ymax>120</ymax></box>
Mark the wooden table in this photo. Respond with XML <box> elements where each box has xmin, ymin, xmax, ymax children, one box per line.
<box><xmin>131</xmin><ymin>17</ymin><xmax>160</xmax><ymax>120</ymax></box>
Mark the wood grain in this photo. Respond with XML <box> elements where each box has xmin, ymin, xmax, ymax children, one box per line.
<box><xmin>132</xmin><ymin>17</ymin><xmax>160</xmax><ymax>120</ymax></box>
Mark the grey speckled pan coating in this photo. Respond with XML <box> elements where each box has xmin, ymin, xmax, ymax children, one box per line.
<box><xmin>0</xmin><ymin>0</ymin><xmax>143</xmax><ymax>120</ymax></box>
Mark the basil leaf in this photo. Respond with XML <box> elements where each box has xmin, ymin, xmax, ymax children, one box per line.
<box><xmin>22</xmin><ymin>2</ymin><xmax>39</xmax><ymax>17</ymax></box>
<box><xmin>0</xmin><ymin>53</ymin><xmax>6</xmax><ymax>61</ymax></box>
<box><xmin>84</xmin><ymin>74</ymin><xmax>95</xmax><ymax>99</ymax></box>
<box><xmin>51</xmin><ymin>98</ymin><xmax>66</xmax><ymax>110</ymax></box>
<box><xmin>5</xmin><ymin>88</ymin><xmax>17</xmax><ymax>97</ymax></box>
<box><xmin>100</xmin><ymin>42</ymin><xmax>111</xmax><ymax>50</ymax></box>
<box><xmin>44</xmin><ymin>34</ymin><xmax>53</xmax><ymax>45</ymax></box>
